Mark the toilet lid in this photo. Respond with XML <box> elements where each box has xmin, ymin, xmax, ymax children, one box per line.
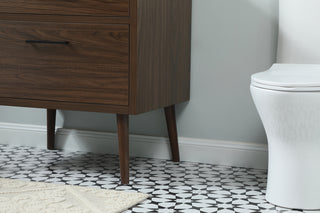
<box><xmin>251</xmin><ymin>64</ymin><xmax>320</xmax><ymax>91</ymax></box>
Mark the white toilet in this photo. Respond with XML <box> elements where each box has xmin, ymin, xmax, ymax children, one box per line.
<box><xmin>251</xmin><ymin>0</ymin><xmax>320</xmax><ymax>210</ymax></box>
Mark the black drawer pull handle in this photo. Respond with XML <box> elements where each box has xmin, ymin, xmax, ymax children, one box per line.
<box><xmin>25</xmin><ymin>40</ymin><xmax>69</xmax><ymax>45</ymax></box>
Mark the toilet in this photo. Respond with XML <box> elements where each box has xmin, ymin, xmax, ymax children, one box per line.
<box><xmin>250</xmin><ymin>0</ymin><xmax>320</xmax><ymax>210</ymax></box>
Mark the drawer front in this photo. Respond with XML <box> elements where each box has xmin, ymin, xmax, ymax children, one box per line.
<box><xmin>0</xmin><ymin>0</ymin><xmax>129</xmax><ymax>17</ymax></box>
<box><xmin>0</xmin><ymin>21</ymin><xmax>129</xmax><ymax>106</ymax></box>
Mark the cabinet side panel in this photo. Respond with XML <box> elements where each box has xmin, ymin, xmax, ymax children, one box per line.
<box><xmin>135</xmin><ymin>0</ymin><xmax>191</xmax><ymax>114</ymax></box>
<box><xmin>129</xmin><ymin>0</ymin><xmax>138</xmax><ymax>114</ymax></box>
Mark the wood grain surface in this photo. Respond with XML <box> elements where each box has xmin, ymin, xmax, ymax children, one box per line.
<box><xmin>0</xmin><ymin>97</ymin><xmax>129</xmax><ymax>114</ymax></box>
<box><xmin>0</xmin><ymin>21</ymin><xmax>129</xmax><ymax>106</ymax></box>
<box><xmin>0</xmin><ymin>0</ymin><xmax>129</xmax><ymax>17</ymax></box>
<box><xmin>133</xmin><ymin>0</ymin><xmax>192</xmax><ymax>114</ymax></box>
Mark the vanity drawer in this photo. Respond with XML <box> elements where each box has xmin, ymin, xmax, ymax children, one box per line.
<box><xmin>0</xmin><ymin>0</ymin><xmax>129</xmax><ymax>17</ymax></box>
<box><xmin>0</xmin><ymin>21</ymin><xmax>129</xmax><ymax>106</ymax></box>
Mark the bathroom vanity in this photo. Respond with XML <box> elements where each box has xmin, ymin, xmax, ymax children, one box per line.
<box><xmin>0</xmin><ymin>0</ymin><xmax>192</xmax><ymax>184</ymax></box>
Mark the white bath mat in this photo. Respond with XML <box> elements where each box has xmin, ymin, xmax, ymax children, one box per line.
<box><xmin>0</xmin><ymin>178</ymin><xmax>149</xmax><ymax>213</ymax></box>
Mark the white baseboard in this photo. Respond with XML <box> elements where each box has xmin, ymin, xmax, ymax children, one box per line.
<box><xmin>0</xmin><ymin>122</ymin><xmax>268</xmax><ymax>169</ymax></box>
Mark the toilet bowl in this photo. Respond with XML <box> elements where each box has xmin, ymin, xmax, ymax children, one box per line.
<box><xmin>251</xmin><ymin>0</ymin><xmax>320</xmax><ymax>210</ymax></box>
<box><xmin>251</xmin><ymin>64</ymin><xmax>320</xmax><ymax>209</ymax></box>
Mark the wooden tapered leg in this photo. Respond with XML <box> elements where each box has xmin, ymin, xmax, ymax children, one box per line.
<box><xmin>164</xmin><ymin>105</ymin><xmax>180</xmax><ymax>162</ymax></box>
<box><xmin>47</xmin><ymin>109</ymin><xmax>56</xmax><ymax>150</ymax></box>
<box><xmin>117</xmin><ymin>114</ymin><xmax>129</xmax><ymax>184</ymax></box>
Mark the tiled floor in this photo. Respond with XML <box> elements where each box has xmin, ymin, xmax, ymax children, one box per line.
<box><xmin>0</xmin><ymin>144</ymin><xmax>311</xmax><ymax>212</ymax></box>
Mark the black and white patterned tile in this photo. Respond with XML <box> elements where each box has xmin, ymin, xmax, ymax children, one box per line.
<box><xmin>0</xmin><ymin>144</ymin><xmax>311</xmax><ymax>212</ymax></box>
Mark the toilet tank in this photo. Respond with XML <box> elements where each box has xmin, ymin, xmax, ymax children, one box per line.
<box><xmin>277</xmin><ymin>0</ymin><xmax>320</xmax><ymax>63</ymax></box>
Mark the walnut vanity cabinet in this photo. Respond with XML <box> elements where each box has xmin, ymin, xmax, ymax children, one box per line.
<box><xmin>0</xmin><ymin>0</ymin><xmax>192</xmax><ymax>184</ymax></box>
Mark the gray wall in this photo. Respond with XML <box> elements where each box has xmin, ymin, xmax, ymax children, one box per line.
<box><xmin>0</xmin><ymin>0</ymin><xmax>279</xmax><ymax>144</ymax></box>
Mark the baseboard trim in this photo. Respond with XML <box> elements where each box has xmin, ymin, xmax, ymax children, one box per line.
<box><xmin>0</xmin><ymin>122</ymin><xmax>268</xmax><ymax>169</ymax></box>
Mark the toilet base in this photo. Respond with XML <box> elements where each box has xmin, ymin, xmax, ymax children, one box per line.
<box><xmin>251</xmin><ymin>86</ymin><xmax>320</xmax><ymax>210</ymax></box>
<box><xmin>266</xmin><ymin>140</ymin><xmax>320</xmax><ymax>210</ymax></box>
